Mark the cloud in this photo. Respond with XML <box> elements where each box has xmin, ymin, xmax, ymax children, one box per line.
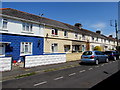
<box><xmin>91</xmin><ymin>22</ymin><xmax>106</xmax><ymax>30</ymax></box>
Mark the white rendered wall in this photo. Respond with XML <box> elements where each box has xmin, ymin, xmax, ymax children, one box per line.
<box><xmin>0</xmin><ymin>18</ymin><xmax>44</xmax><ymax>37</ymax></box>
<box><xmin>25</xmin><ymin>54</ymin><xmax>66</xmax><ymax>68</ymax></box>
<box><xmin>0</xmin><ymin>57</ymin><xmax>12</xmax><ymax>71</ymax></box>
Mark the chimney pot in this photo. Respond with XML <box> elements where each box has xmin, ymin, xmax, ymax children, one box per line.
<box><xmin>109</xmin><ymin>35</ymin><xmax>113</xmax><ymax>38</ymax></box>
<box><xmin>96</xmin><ymin>30</ymin><xmax>101</xmax><ymax>34</ymax></box>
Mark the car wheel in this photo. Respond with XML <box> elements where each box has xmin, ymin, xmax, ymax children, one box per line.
<box><xmin>105</xmin><ymin>58</ymin><xmax>109</xmax><ymax>63</ymax></box>
<box><xmin>95</xmin><ymin>60</ymin><xmax>99</xmax><ymax>65</ymax></box>
<box><xmin>113</xmin><ymin>57</ymin><xmax>117</xmax><ymax>61</ymax></box>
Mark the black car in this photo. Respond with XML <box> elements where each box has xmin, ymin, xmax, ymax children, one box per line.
<box><xmin>104</xmin><ymin>51</ymin><xmax>120</xmax><ymax>60</ymax></box>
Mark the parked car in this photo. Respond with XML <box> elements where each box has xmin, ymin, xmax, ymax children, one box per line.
<box><xmin>104</xmin><ymin>51</ymin><xmax>120</xmax><ymax>61</ymax></box>
<box><xmin>81</xmin><ymin>51</ymin><xmax>109</xmax><ymax>65</ymax></box>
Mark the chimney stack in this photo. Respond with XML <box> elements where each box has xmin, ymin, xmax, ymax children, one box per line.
<box><xmin>74</xmin><ymin>23</ymin><xmax>82</xmax><ymax>29</ymax></box>
<box><xmin>96</xmin><ymin>30</ymin><xmax>101</xmax><ymax>34</ymax></box>
<box><xmin>109</xmin><ymin>35</ymin><xmax>113</xmax><ymax>38</ymax></box>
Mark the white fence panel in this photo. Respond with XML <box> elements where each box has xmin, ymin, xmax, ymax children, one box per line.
<box><xmin>0</xmin><ymin>57</ymin><xmax>12</xmax><ymax>71</ymax></box>
<box><xmin>25</xmin><ymin>54</ymin><xmax>66</xmax><ymax>68</ymax></box>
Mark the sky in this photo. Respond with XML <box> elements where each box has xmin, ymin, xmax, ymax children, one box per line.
<box><xmin>2</xmin><ymin>2</ymin><xmax>118</xmax><ymax>37</ymax></box>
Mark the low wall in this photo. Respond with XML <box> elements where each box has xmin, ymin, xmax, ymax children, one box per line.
<box><xmin>25</xmin><ymin>54</ymin><xmax>66</xmax><ymax>68</ymax></box>
<box><xmin>0</xmin><ymin>57</ymin><xmax>12</xmax><ymax>71</ymax></box>
<box><xmin>66</xmin><ymin>53</ymin><xmax>82</xmax><ymax>62</ymax></box>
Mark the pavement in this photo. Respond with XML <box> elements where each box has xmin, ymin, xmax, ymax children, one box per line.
<box><xmin>1</xmin><ymin>60</ymin><xmax>80</xmax><ymax>82</ymax></box>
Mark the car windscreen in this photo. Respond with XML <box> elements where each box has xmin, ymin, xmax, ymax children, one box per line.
<box><xmin>104</xmin><ymin>51</ymin><xmax>112</xmax><ymax>54</ymax></box>
<box><xmin>83</xmin><ymin>51</ymin><xmax>92</xmax><ymax>55</ymax></box>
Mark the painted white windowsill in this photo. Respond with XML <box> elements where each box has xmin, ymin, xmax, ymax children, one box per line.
<box><xmin>64</xmin><ymin>36</ymin><xmax>68</xmax><ymax>38</ymax></box>
<box><xmin>0</xmin><ymin>28</ymin><xmax>8</xmax><ymax>31</ymax></box>
<box><xmin>21</xmin><ymin>31</ymin><xmax>34</xmax><ymax>34</ymax></box>
<box><xmin>0</xmin><ymin>55</ymin><xmax>5</xmax><ymax>57</ymax></box>
<box><xmin>20</xmin><ymin>53</ymin><xmax>32</xmax><ymax>56</ymax></box>
<box><xmin>51</xmin><ymin>34</ymin><xmax>59</xmax><ymax>37</ymax></box>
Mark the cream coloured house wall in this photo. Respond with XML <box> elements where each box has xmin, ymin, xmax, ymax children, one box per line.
<box><xmin>44</xmin><ymin>38</ymin><xmax>72</xmax><ymax>53</ymax></box>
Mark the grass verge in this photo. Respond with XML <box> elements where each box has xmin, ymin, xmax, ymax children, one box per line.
<box><xmin>15</xmin><ymin>72</ymin><xmax>36</xmax><ymax>79</ymax></box>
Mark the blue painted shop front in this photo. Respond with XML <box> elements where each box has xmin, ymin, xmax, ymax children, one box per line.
<box><xmin>1</xmin><ymin>33</ymin><xmax>44</xmax><ymax>62</ymax></box>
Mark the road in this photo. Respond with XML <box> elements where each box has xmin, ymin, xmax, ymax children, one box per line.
<box><xmin>2</xmin><ymin>60</ymin><xmax>120</xmax><ymax>89</ymax></box>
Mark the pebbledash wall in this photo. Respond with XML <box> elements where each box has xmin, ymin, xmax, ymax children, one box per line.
<box><xmin>1</xmin><ymin>33</ymin><xmax>44</xmax><ymax>61</ymax></box>
<box><xmin>25</xmin><ymin>53</ymin><xmax>66</xmax><ymax>68</ymax></box>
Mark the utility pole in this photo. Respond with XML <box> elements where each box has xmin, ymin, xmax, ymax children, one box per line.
<box><xmin>115</xmin><ymin>20</ymin><xmax>119</xmax><ymax>46</ymax></box>
<box><xmin>110</xmin><ymin>20</ymin><xmax>119</xmax><ymax>47</ymax></box>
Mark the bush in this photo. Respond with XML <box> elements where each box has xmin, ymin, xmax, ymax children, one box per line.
<box><xmin>94</xmin><ymin>46</ymin><xmax>102</xmax><ymax>51</ymax></box>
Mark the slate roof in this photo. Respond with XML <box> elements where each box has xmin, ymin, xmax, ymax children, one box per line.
<box><xmin>0</xmin><ymin>8</ymin><xmax>117</xmax><ymax>41</ymax></box>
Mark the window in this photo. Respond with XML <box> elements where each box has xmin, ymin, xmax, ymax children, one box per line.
<box><xmin>64</xmin><ymin>31</ymin><xmax>68</xmax><ymax>37</ymax></box>
<box><xmin>72</xmin><ymin>45</ymin><xmax>80</xmax><ymax>52</ymax></box>
<box><xmin>75</xmin><ymin>33</ymin><xmax>78</xmax><ymax>39</ymax></box>
<box><xmin>92</xmin><ymin>45</ymin><xmax>94</xmax><ymax>50</ymax></box>
<box><xmin>96</xmin><ymin>37</ymin><xmax>98</xmax><ymax>41</ymax></box>
<box><xmin>21</xmin><ymin>42</ymin><xmax>32</xmax><ymax>55</ymax></box>
<box><xmin>0</xmin><ymin>44</ymin><xmax>5</xmax><ymax>56</ymax></box>
<box><xmin>22</xmin><ymin>23</ymin><xmax>33</xmax><ymax>32</ymax></box>
<box><xmin>64</xmin><ymin>45</ymin><xmax>70</xmax><ymax>52</ymax></box>
<box><xmin>83</xmin><ymin>51</ymin><xmax>92</xmax><ymax>55</ymax></box>
<box><xmin>51</xmin><ymin>43</ymin><xmax>58</xmax><ymax>52</ymax></box>
<box><xmin>52</xmin><ymin>28</ymin><xmax>58</xmax><ymax>36</ymax></box>
<box><xmin>2</xmin><ymin>19</ymin><xmax>8</xmax><ymax>29</ymax></box>
<box><xmin>82</xmin><ymin>35</ymin><xmax>85</xmax><ymax>40</ymax></box>
<box><xmin>92</xmin><ymin>37</ymin><xmax>94</xmax><ymax>41</ymax></box>
<box><xmin>104</xmin><ymin>39</ymin><xmax>106</xmax><ymax>43</ymax></box>
<box><xmin>82</xmin><ymin>45</ymin><xmax>85</xmax><ymax>52</ymax></box>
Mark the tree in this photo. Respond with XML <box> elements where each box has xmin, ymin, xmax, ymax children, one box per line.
<box><xmin>94</xmin><ymin>46</ymin><xmax>102</xmax><ymax>51</ymax></box>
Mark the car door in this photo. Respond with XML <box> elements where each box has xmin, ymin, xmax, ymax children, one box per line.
<box><xmin>100</xmin><ymin>52</ymin><xmax>106</xmax><ymax>61</ymax></box>
<box><xmin>95</xmin><ymin>51</ymin><xmax>101</xmax><ymax>61</ymax></box>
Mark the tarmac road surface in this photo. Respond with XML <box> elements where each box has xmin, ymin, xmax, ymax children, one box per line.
<box><xmin>2</xmin><ymin>60</ymin><xmax>120</xmax><ymax>89</ymax></box>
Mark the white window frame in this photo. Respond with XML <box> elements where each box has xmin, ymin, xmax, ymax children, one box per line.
<box><xmin>2</xmin><ymin>19</ymin><xmax>8</xmax><ymax>30</ymax></box>
<box><xmin>51</xmin><ymin>43</ymin><xmax>58</xmax><ymax>52</ymax></box>
<box><xmin>51</xmin><ymin>28</ymin><xmax>58</xmax><ymax>36</ymax></box>
<box><xmin>64</xmin><ymin>30</ymin><xmax>68</xmax><ymax>37</ymax></box>
<box><xmin>82</xmin><ymin>35</ymin><xmax>85</xmax><ymax>40</ymax></box>
<box><xmin>75</xmin><ymin>33</ymin><xmax>78</xmax><ymax>39</ymax></box>
<box><xmin>0</xmin><ymin>44</ymin><xmax>5</xmax><ymax>57</ymax></box>
<box><xmin>20</xmin><ymin>42</ymin><xmax>32</xmax><ymax>55</ymax></box>
<box><xmin>64</xmin><ymin>45</ymin><xmax>70</xmax><ymax>52</ymax></box>
<box><xmin>22</xmin><ymin>23</ymin><xmax>33</xmax><ymax>32</ymax></box>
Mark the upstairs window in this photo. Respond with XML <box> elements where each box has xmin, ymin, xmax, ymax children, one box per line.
<box><xmin>2</xmin><ymin>19</ymin><xmax>8</xmax><ymax>29</ymax></box>
<box><xmin>96</xmin><ymin>37</ymin><xmax>98</xmax><ymax>41</ymax></box>
<box><xmin>52</xmin><ymin>28</ymin><xmax>58</xmax><ymax>36</ymax></box>
<box><xmin>92</xmin><ymin>37</ymin><xmax>94</xmax><ymax>41</ymax></box>
<box><xmin>75</xmin><ymin>33</ymin><xmax>78</xmax><ymax>39</ymax></box>
<box><xmin>64</xmin><ymin>30</ymin><xmax>68</xmax><ymax>37</ymax></box>
<box><xmin>22</xmin><ymin>23</ymin><xmax>33</xmax><ymax>32</ymax></box>
<box><xmin>82</xmin><ymin>35</ymin><xmax>85</xmax><ymax>40</ymax></box>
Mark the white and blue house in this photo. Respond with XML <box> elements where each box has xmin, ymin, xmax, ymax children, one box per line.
<box><xmin>0</xmin><ymin>8</ymin><xmax>44</xmax><ymax>62</ymax></box>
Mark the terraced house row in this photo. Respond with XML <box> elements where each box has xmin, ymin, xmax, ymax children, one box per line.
<box><xmin>0</xmin><ymin>8</ymin><xmax>118</xmax><ymax>62</ymax></box>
